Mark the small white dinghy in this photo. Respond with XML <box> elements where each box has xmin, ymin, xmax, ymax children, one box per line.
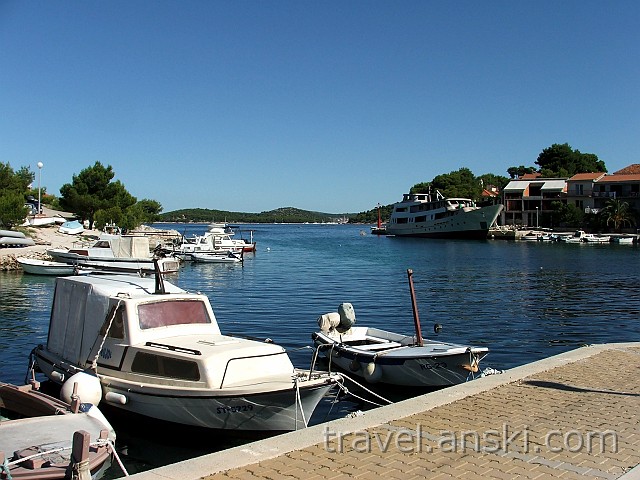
<box><xmin>189</xmin><ymin>251</ymin><xmax>243</xmax><ymax>263</ymax></box>
<box><xmin>58</xmin><ymin>220</ymin><xmax>85</xmax><ymax>235</ymax></box>
<box><xmin>312</xmin><ymin>269</ymin><xmax>489</xmax><ymax>387</ymax></box>
<box><xmin>16</xmin><ymin>258</ymin><xmax>86</xmax><ymax>276</ymax></box>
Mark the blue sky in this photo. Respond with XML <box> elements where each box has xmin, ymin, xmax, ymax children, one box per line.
<box><xmin>1</xmin><ymin>1</ymin><xmax>638</xmax><ymax>214</ymax></box>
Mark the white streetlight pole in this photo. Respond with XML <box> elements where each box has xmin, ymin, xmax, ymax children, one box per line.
<box><xmin>535</xmin><ymin>206</ymin><xmax>539</xmax><ymax>228</ymax></box>
<box><xmin>37</xmin><ymin>162</ymin><xmax>43</xmax><ymax>215</ymax></box>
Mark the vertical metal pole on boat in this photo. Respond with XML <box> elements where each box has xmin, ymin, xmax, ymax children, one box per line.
<box><xmin>37</xmin><ymin>162</ymin><xmax>43</xmax><ymax>215</ymax></box>
<box><xmin>407</xmin><ymin>269</ymin><xmax>424</xmax><ymax>346</ymax></box>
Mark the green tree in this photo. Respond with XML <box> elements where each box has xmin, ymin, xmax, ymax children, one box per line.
<box><xmin>478</xmin><ymin>173</ymin><xmax>510</xmax><ymax>191</ymax></box>
<box><xmin>550</xmin><ymin>201</ymin><xmax>583</xmax><ymax>227</ymax></box>
<box><xmin>431</xmin><ymin>167</ymin><xmax>482</xmax><ymax>199</ymax></box>
<box><xmin>0</xmin><ymin>162</ymin><xmax>34</xmax><ymax>228</ymax></box>
<box><xmin>1</xmin><ymin>162</ymin><xmax>33</xmax><ymax>192</ymax></box>
<box><xmin>59</xmin><ymin>162</ymin><xmax>137</xmax><ymax>229</ymax></box>
<box><xmin>536</xmin><ymin>143</ymin><xmax>607</xmax><ymax>177</ymax></box>
<box><xmin>136</xmin><ymin>199</ymin><xmax>163</xmax><ymax>223</ymax></box>
<box><xmin>506</xmin><ymin>165</ymin><xmax>537</xmax><ymax>179</ymax></box>
<box><xmin>600</xmin><ymin>198</ymin><xmax>635</xmax><ymax>232</ymax></box>
<box><xmin>0</xmin><ymin>192</ymin><xmax>29</xmax><ymax>228</ymax></box>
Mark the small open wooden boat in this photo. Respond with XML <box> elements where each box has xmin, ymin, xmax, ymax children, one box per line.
<box><xmin>0</xmin><ymin>381</ymin><xmax>116</xmax><ymax>480</ymax></box>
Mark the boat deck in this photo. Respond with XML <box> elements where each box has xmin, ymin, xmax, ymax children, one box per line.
<box><xmin>127</xmin><ymin>342</ymin><xmax>640</xmax><ymax>480</ymax></box>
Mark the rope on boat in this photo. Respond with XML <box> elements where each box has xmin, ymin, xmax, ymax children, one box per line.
<box><xmin>89</xmin><ymin>299</ymin><xmax>123</xmax><ymax>372</ymax></box>
<box><xmin>335</xmin><ymin>374</ymin><xmax>393</xmax><ymax>407</ymax></box>
<box><xmin>2</xmin><ymin>438</ymin><xmax>129</xmax><ymax>477</ymax></box>
<box><xmin>105</xmin><ymin>439</ymin><xmax>129</xmax><ymax>477</ymax></box>
<box><xmin>0</xmin><ymin>456</ymin><xmax>13</xmax><ymax>480</ymax></box>
<box><xmin>293</xmin><ymin>375</ymin><xmax>308</xmax><ymax>429</ymax></box>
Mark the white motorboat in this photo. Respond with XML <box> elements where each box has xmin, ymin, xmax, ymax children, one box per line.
<box><xmin>385</xmin><ymin>190</ymin><xmax>504</xmax><ymax>239</ymax></box>
<box><xmin>58</xmin><ymin>219</ymin><xmax>85</xmax><ymax>235</ymax></box>
<box><xmin>311</xmin><ymin>270</ymin><xmax>489</xmax><ymax>387</ymax></box>
<box><xmin>47</xmin><ymin>234</ymin><xmax>180</xmax><ymax>273</ymax></box>
<box><xmin>561</xmin><ymin>230</ymin><xmax>611</xmax><ymax>243</ymax></box>
<box><xmin>166</xmin><ymin>224</ymin><xmax>256</xmax><ymax>259</ymax></box>
<box><xmin>0</xmin><ymin>381</ymin><xmax>116</xmax><ymax>480</ymax></box>
<box><xmin>17</xmin><ymin>257</ymin><xmax>88</xmax><ymax>276</ymax></box>
<box><xmin>31</xmin><ymin>272</ymin><xmax>340</xmax><ymax>432</ymax></box>
<box><xmin>189</xmin><ymin>251</ymin><xmax>243</xmax><ymax>263</ymax></box>
<box><xmin>582</xmin><ymin>234</ymin><xmax>611</xmax><ymax>243</ymax></box>
<box><xmin>611</xmin><ymin>235</ymin><xmax>635</xmax><ymax>244</ymax></box>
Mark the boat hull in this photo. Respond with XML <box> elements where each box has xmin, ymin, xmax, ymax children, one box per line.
<box><xmin>312</xmin><ymin>330</ymin><xmax>488</xmax><ymax>387</ymax></box>
<box><xmin>34</xmin><ymin>350</ymin><xmax>338</xmax><ymax>432</ymax></box>
<box><xmin>0</xmin><ymin>383</ymin><xmax>115</xmax><ymax>480</ymax></box>
<box><xmin>386</xmin><ymin>204</ymin><xmax>503</xmax><ymax>239</ymax></box>
<box><xmin>47</xmin><ymin>249</ymin><xmax>180</xmax><ymax>273</ymax></box>
<box><xmin>17</xmin><ymin>258</ymin><xmax>78</xmax><ymax>275</ymax></box>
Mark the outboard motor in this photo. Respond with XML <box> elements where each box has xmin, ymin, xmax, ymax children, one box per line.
<box><xmin>337</xmin><ymin>303</ymin><xmax>356</xmax><ymax>333</ymax></box>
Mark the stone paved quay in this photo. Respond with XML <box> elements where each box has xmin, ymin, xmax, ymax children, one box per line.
<box><xmin>129</xmin><ymin>343</ymin><xmax>640</xmax><ymax>480</ymax></box>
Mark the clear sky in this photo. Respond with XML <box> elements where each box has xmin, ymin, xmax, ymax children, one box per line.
<box><xmin>1</xmin><ymin>1</ymin><xmax>638</xmax><ymax>214</ymax></box>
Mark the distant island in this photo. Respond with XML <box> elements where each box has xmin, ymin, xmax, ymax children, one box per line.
<box><xmin>158</xmin><ymin>206</ymin><xmax>385</xmax><ymax>225</ymax></box>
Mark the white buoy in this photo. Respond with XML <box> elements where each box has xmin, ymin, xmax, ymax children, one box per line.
<box><xmin>60</xmin><ymin>371</ymin><xmax>102</xmax><ymax>406</ymax></box>
<box><xmin>104</xmin><ymin>391</ymin><xmax>128</xmax><ymax>405</ymax></box>
<box><xmin>363</xmin><ymin>362</ymin><xmax>382</xmax><ymax>383</ymax></box>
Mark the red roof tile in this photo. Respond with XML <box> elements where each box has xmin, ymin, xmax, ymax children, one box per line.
<box><xmin>520</xmin><ymin>173</ymin><xmax>541</xmax><ymax>179</ymax></box>
<box><xmin>568</xmin><ymin>173</ymin><xmax>606</xmax><ymax>181</ymax></box>
<box><xmin>613</xmin><ymin>164</ymin><xmax>640</xmax><ymax>175</ymax></box>
<box><xmin>598</xmin><ymin>173</ymin><xmax>640</xmax><ymax>183</ymax></box>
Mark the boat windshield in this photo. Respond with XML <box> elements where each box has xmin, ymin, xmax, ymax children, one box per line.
<box><xmin>138</xmin><ymin>299</ymin><xmax>211</xmax><ymax>329</ymax></box>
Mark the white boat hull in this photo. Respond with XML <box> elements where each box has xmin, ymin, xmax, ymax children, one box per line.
<box><xmin>312</xmin><ymin>327</ymin><xmax>488</xmax><ymax>387</ymax></box>
<box><xmin>17</xmin><ymin>258</ymin><xmax>78</xmax><ymax>275</ymax></box>
<box><xmin>189</xmin><ymin>252</ymin><xmax>242</xmax><ymax>263</ymax></box>
<box><xmin>47</xmin><ymin>249</ymin><xmax>180</xmax><ymax>273</ymax></box>
<box><xmin>386</xmin><ymin>204</ymin><xmax>503</xmax><ymax>239</ymax></box>
<box><xmin>34</xmin><ymin>350</ymin><xmax>336</xmax><ymax>431</ymax></box>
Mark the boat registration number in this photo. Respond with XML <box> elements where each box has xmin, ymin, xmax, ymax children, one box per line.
<box><xmin>420</xmin><ymin>361</ymin><xmax>447</xmax><ymax>370</ymax></box>
<box><xmin>216</xmin><ymin>404</ymin><xmax>254</xmax><ymax>414</ymax></box>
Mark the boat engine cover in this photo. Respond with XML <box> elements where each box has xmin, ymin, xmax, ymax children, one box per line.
<box><xmin>337</xmin><ymin>303</ymin><xmax>356</xmax><ymax>332</ymax></box>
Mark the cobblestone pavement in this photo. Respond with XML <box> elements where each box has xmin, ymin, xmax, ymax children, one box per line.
<box><xmin>201</xmin><ymin>345</ymin><xmax>640</xmax><ymax>480</ymax></box>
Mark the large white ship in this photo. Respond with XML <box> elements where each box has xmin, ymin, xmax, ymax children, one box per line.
<box><xmin>385</xmin><ymin>190</ymin><xmax>503</xmax><ymax>239</ymax></box>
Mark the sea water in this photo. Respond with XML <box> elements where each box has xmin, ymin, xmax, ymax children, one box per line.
<box><xmin>1</xmin><ymin>223</ymin><xmax>639</xmax><ymax>475</ymax></box>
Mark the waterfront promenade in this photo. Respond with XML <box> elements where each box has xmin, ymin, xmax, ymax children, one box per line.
<box><xmin>128</xmin><ymin>343</ymin><xmax>640</xmax><ymax>480</ymax></box>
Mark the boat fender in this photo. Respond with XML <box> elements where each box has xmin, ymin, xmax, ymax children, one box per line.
<box><xmin>461</xmin><ymin>363</ymin><xmax>479</xmax><ymax>373</ymax></box>
<box><xmin>51</xmin><ymin>370</ymin><xmax>65</xmax><ymax>383</ymax></box>
<box><xmin>105</xmin><ymin>391</ymin><xmax>128</xmax><ymax>405</ymax></box>
<box><xmin>337</xmin><ymin>303</ymin><xmax>356</xmax><ymax>332</ymax></box>
<box><xmin>349</xmin><ymin>359</ymin><xmax>361</xmax><ymax>372</ymax></box>
<box><xmin>363</xmin><ymin>362</ymin><xmax>382</xmax><ymax>383</ymax></box>
<box><xmin>60</xmin><ymin>371</ymin><xmax>102</xmax><ymax>406</ymax></box>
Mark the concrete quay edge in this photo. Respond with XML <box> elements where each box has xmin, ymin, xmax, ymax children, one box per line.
<box><xmin>126</xmin><ymin>342</ymin><xmax>640</xmax><ymax>480</ymax></box>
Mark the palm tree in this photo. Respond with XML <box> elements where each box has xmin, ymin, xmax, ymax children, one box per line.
<box><xmin>600</xmin><ymin>198</ymin><xmax>635</xmax><ymax>232</ymax></box>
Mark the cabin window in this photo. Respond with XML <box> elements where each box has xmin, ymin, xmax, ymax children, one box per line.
<box><xmin>137</xmin><ymin>300</ymin><xmax>211</xmax><ymax>329</ymax></box>
<box><xmin>100</xmin><ymin>305</ymin><xmax>125</xmax><ymax>339</ymax></box>
<box><xmin>131</xmin><ymin>352</ymin><xmax>200</xmax><ymax>381</ymax></box>
<box><xmin>415</xmin><ymin>215</ymin><xmax>427</xmax><ymax>223</ymax></box>
<box><xmin>396</xmin><ymin>217</ymin><xmax>408</xmax><ymax>224</ymax></box>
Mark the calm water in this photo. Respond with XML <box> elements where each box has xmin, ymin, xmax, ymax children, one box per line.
<box><xmin>1</xmin><ymin>223</ymin><xmax>639</xmax><ymax>475</ymax></box>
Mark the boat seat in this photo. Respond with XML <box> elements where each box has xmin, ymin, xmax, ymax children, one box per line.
<box><xmin>354</xmin><ymin>341</ymin><xmax>403</xmax><ymax>351</ymax></box>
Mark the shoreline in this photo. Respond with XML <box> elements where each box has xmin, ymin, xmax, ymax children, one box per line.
<box><xmin>0</xmin><ymin>224</ymin><xmax>179</xmax><ymax>271</ymax></box>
